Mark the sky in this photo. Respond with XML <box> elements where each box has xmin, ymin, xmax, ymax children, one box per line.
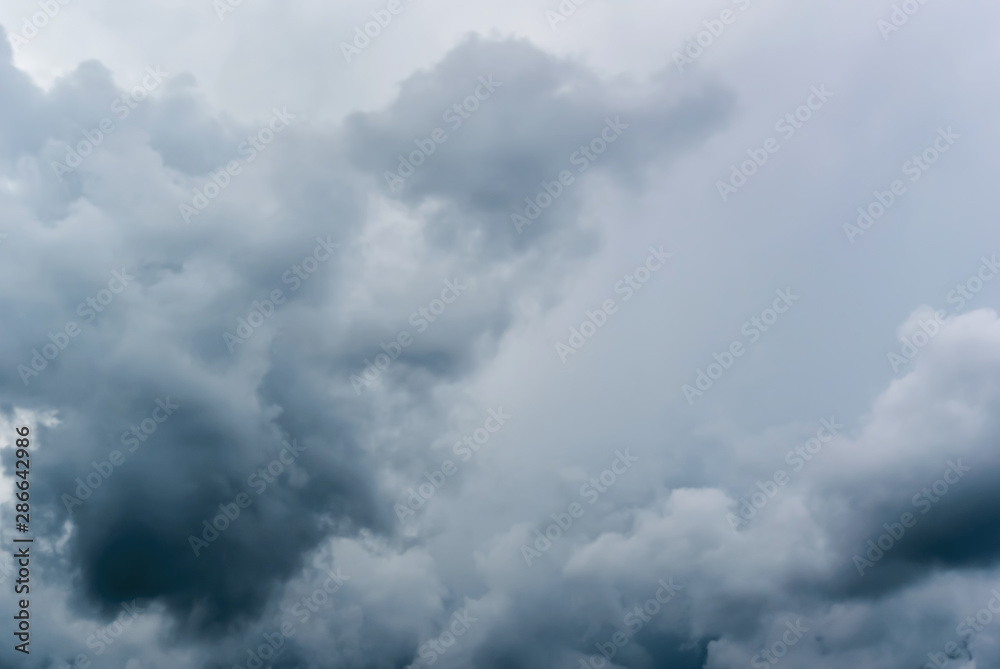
<box><xmin>1</xmin><ymin>0</ymin><xmax>1000</xmax><ymax>668</ymax></box>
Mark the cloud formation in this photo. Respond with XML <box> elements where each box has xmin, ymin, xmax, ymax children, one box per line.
<box><xmin>1</xmin><ymin>1</ymin><xmax>999</xmax><ymax>668</ymax></box>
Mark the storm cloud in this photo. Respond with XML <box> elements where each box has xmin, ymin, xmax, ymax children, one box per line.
<box><xmin>1</xmin><ymin>1</ymin><xmax>1000</xmax><ymax>668</ymax></box>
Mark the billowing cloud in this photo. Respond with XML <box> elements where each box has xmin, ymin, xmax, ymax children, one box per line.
<box><xmin>1</xmin><ymin>1</ymin><xmax>999</xmax><ymax>668</ymax></box>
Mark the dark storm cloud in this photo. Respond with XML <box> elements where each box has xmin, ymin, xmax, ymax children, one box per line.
<box><xmin>820</xmin><ymin>463</ymin><xmax>1000</xmax><ymax>601</ymax></box>
<box><xmin>0</xmin><ymin>23</ymin><xmax>736</xmax><ymax>663</ymax></box>
<box><xmin>11</xmin><ymin>6</ymin><xmax>1000</xmax><ymax>665</ymax></box>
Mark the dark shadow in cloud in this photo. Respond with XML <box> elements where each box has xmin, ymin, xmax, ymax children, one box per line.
<box><xmin>27</xmin><ymin>376</ymin><xmax>384</xmax><ymax>635</ymax></box>
<box><xmin>0</xmin><ymin>26</ymin><xmax>737</xmax><ymax>660</ymax></box>
<box><xmin>831</xmin><ymin>475</ymin><xmax>1000</xmax><ymax>601</ymax></box>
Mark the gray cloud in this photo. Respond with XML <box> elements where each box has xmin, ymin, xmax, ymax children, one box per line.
<box><xmin>2</xmin><ymin>2</ymin><xmax>1000</xmax><ymax>668</ymax></box>
<box><xmin>0</xmin><ymin>21</ymin><xmax>735</xmax><ymax>666</ymax></box>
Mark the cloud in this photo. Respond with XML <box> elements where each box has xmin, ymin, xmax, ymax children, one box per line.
<box><xmin>0</xmin><ymin>21</ymin><xmax>733</xmax><ymax>663</ymax></box>
<box><xmin>2</xmin><ymin>2</ymin><xmax>1000</xmax><ymax>667</ymax></box>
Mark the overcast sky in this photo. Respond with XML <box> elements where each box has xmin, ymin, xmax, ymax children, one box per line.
<box><xmin>1</xmin><ymin>1</ymin><xmax>1000</xmax><ymax>668</ymax></box>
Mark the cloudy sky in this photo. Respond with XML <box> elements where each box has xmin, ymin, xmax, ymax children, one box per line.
<box><xmin>1</xmin><ymin>0</ymin><xmax>999</xmax><ymax>667</ymax></box>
